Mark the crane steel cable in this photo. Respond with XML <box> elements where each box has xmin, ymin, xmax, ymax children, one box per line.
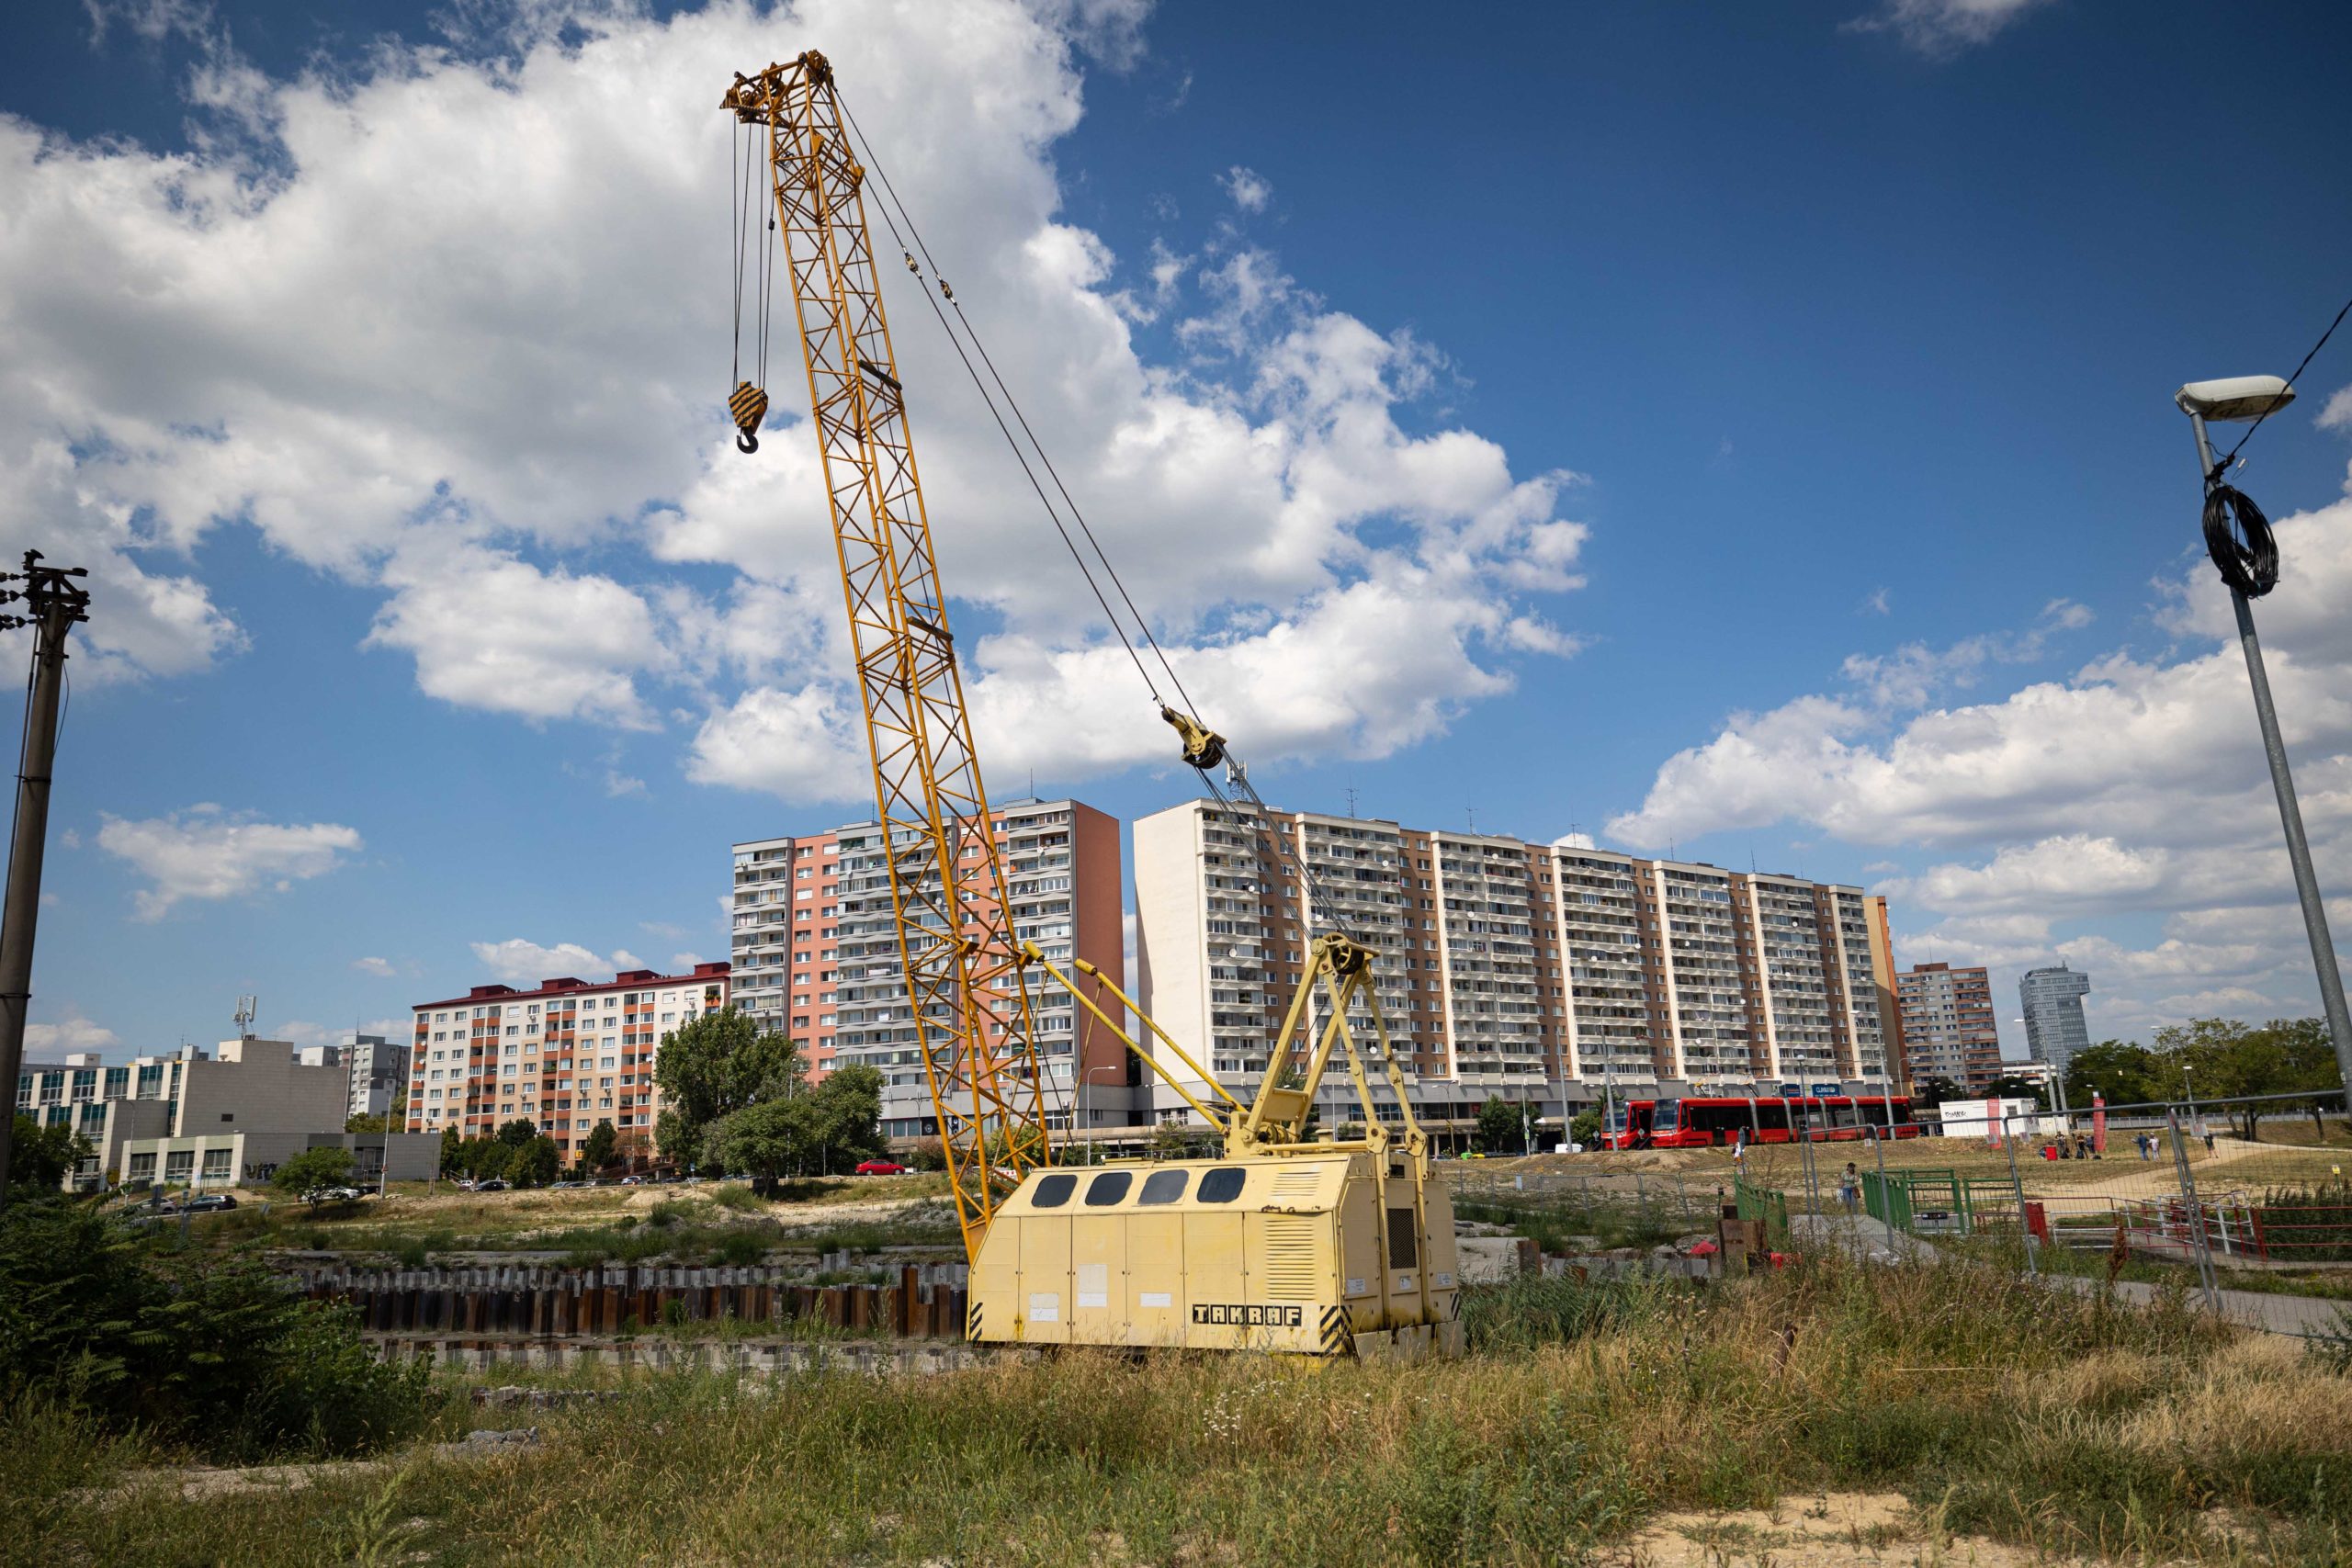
<box><xmin>839</xmin><ymin>98</ymin><xmax>1205</xmax><ymax>725</ymax></box>
<box><xmin>826</xmin><ymin>89</ymin><xmax>1359</xmax><ymax>942</ymax></box>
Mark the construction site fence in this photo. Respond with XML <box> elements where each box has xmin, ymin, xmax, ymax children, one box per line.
<box><xmin>288</xmin><ymin>1260</ymin><xmax>971</xmax><ymax>1340</ymax></box>
<box><xmin>1833</xmin><ymin>1089</ymin><xmax>2352</xmax><ymax>1331</ymax></box>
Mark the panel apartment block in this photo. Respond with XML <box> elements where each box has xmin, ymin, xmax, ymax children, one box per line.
<box><xmin>404</xmin><ymin>964</ymin><xmax>731</xmax><ymax>1158</ymax></box>
<box><xmin>1135</xmin><ymin>799</ymin><xmax>1902</xmax><ymax>1131</ymax></box>
<box><xmin>1894</xmin><ymin>962</ymin><xmax>2003</xmax><ymax>1091</ymax></box>
<box><xmin>730</xmin><ymin>798</ymin><xmax>1127</xmax><ymax>1140</ymax></box>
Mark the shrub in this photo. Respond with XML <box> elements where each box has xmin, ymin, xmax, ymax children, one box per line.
<box><xmin>711</xmin><ymin>1231</ymin><xmax>766</xmax><ymax>1266</ymax></box>
<box><xmin>711</xmin><ymin>1183</ymin><xmax>763</xmax><ymax>1212</ymax></box>
<box><xmin>0</xmin><ymin>1203</ymin><xmax>436</xmax><ymax>1461</ymax></box>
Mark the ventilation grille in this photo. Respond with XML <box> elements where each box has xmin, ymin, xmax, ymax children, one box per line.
<box><xmin>1271</xmin><ymin>1168</ymin><xmax>1323</xmax><ymax>1203</ymax></box>
<box><xmin>1261</xmin><ymin>1214</ymin><xmax>1320</xmax><ymax>1301</ymax></box>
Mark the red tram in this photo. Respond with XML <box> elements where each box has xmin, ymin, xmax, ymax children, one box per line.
<box><xmin>1600</xmin><ymin>1094</ymin><xmax>1917</xmax><ymax>1149</ymax></box>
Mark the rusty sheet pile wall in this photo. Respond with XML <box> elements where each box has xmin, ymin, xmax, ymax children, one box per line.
<box><xmin>291</xmin><ymin>1261</ymin><xmax>970</xmax><ymax>1339</ymax></box>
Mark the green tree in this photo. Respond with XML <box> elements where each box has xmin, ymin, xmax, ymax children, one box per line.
<box><xmin>493</xmin><ymin>1117</ymin><xmax>539</xmax><ymax>1149</ymax></box>
<box><xmin>344</xmin><ymin>1112</ymin><xmax>389</xmax><ymax>1134</ymax></box>
<box><xmin>1910</xmin><ymin>1077</ymin><xmax>1963</xmax><ymax>1111</ymax></box>
<box><xmin>703</xmin><ymin>1063</ymin><xmax>886</xmax><ymax>1179</ymax></box>
<box><xmin>1985</xmin><ymin>1072</ymin><xmax>2048</xmax><ymax>1105</ymax></box>
<box><xmin>653</xmin><ymin>1007</ymin><xmax>802</xmax><ymax>1164</ymax></box>
<box><xmin>2064</xmin><ymin>1040</ymin><xmax>2158</xmax><ymax>1108</ymax></box>
<box><xmin>1475</xmin><ymin>1096</ymin><xmax>1526</xmax><ymax>1155</ymax></box>
<box><xmin>272</xmin><ymin>1146</ymin><xmax>357</xmax><ymax>1199</ymax></box>
<box><xmin>2152</xmin><ymin>1016</ymin><xmax>2343</xmax><ymax>1140</ymax></box>
<box><xmin>9</xmin><ymin>1115</ymin><xmax>91</xmax><ymax>1190</ymax></box>
<box><xmin>1569</xmin><ymin>1108</ymin><xmax>1603</xmax><ymax>1147</ymax></box>
<box><xmin>511</xmin><ymin>1134</ymin><xmax>560</xmax><ymax>1188</ymax></box>
<box><xmin>580</xmin><ymin>1119</ymin><xmax>618</xmax><ymax>1173</ymax></box>
<box><xmin>654</xmin><ymin>1108</ymin><xmax>695</xmax><ymax>1168</ymax></box>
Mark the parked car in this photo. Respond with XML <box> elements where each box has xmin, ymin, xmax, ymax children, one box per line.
<box><xmin>473</xmin><ymin>1178</ymin><xmax>510</xmax><ymax>1192</ymax></box>
<box><xmin>302</xmin><ymin>1185</ymin><xmax>364</xmax><ymax>1204</ymax></box>
<box><xmin>854</xmin><ymin>1160</ymin><xmax>910</xmax><ymax>1176</ymax></box>
<box><xmin>180</xmin><ymin>1192</ymin><xmax>239</xmax><ymax>1213</ymax></box>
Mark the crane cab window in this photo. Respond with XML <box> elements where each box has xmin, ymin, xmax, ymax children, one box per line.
<box><xmin>1197</xmin><ymin>1168</ymin><xmax>1246</xmax><ymax>1203</ymax></box>
<box><xmin>1031</xmin><ymin>1173</ymin><xmax>1077</xmax><ymax>1208</ymax></box>
<box><xmin>1083</xmin><ymin>1171</ymin><xmax>1132</xmax><ymax>1206</ymax></box>
<box><xmin>1137</xmin><ymin>1169</ymin><xmax>1188</xmax><ymax>1205</ymax></box>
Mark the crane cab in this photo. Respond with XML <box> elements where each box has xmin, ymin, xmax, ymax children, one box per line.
<box><xmin>967</xmin><ymin>1152</ymin><xmax>1462</xmax><ymax>1359</ymax></box>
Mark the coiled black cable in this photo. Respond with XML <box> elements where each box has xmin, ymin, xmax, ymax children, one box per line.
<box><xmin>2202</xmin><ymin>480</ymin><xmax>2278</xmax><ymax>598</ymax></box>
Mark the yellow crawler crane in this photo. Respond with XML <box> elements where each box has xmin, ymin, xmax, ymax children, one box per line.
<box><xmin>724</xmin><ymin>51</ymin><xmax>1460</xmax><ymax>1359</ymax></box>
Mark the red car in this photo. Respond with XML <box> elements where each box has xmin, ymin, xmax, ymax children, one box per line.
<box><xmin>854</xmin><ymin>1160</ymin><xmax>909</xmax><ymax>1176</ymax></box>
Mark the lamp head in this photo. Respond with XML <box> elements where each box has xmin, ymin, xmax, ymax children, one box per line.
<box><xmin>2176</xmin><ymin>375</ymin><xmax>2295</xmax><ymax>422</ymax></box>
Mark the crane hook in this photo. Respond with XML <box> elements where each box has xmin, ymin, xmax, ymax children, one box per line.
<box><xmin>729</xmin><ymin>380</ymin><xmax>771</xmax><ymax>457</ymax></box>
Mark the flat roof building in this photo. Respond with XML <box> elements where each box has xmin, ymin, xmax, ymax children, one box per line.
<box><xmin>1894</xmin><ymin>963</ymin><xmax>2004</xmax><ymax>1092</ymax></box>
<box><xmin>19</xmin><ymin>1038</ymin><xmax>347</xmax><ymax>1189</ymax></box>
<box><xmin>403</xmin><ymin>964</ymin><xmax>730</xmax><ymax>1159</ymax></box>
<box><xmin>731</xmin><ymin>798</ymin><xmax>1128</xmax><ymax>1141</ymax></box>
<box><xmin>1133</xmin><ymin>799</ymin><xmax>1903</xmax><ymax>1134</ymax></box>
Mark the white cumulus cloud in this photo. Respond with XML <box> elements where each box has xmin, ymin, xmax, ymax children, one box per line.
<box><xmin>469</xmin><ymin>938</ymin><xmax>646</xmax><ymax>987</ymax></box>
<box><xmin>1220</xmin><ymin>164</ymin><xmax>1272</xmax><ymax>213</ymax></box>
<box><xmin>97</xmin><ymin>806</ymin><xmax>362</xmax><ymax>919</ymax></box>
<box><xmin>1846</xmin><ymin>0</ymin><xmax>2052</xmax><ymax>55</ymax></box>
<box><xmin>25</xmin><ymin>1012</ymin><xmax>119</xmax><ymax>1057</ymax></box>
<box><xmin>1617</xmin><ymin>493</ymin><xmax>2352</xmax><ymax>1037</ymax></box>
<box><xmin>0</xmin><ymin>0</ymin><xmax>1590</xmax><ymax>803</ymax></box>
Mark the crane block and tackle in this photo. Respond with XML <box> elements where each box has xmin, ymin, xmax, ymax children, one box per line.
<box><xmin>721</xmin><ymin>50</ymin><xmax>1460</xmax><ymax>1358</ymax></box>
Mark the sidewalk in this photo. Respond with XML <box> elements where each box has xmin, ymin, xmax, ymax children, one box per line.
<box><xmin>2050</xmin><ymin>1272</ymin><xmax>2348</xmax><ymax>1338</ymax></box>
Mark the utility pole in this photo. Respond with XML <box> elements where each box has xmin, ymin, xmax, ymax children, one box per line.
<box><xmin>0</xmin><ymin>552</ymin><xmax>92</xmax><ymax>1208</ymax></box>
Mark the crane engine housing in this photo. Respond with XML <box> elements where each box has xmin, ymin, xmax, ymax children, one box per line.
<box><xmin>969</xmin><ymin>1152</ymin><xmax>1461</xmax><ymax>1358</ymax></box>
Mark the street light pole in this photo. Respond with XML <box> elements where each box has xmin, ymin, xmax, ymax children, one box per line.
<box><xmin>2178</xmin><ymin>379</ymin><xmax>2352</xmax><ymax>1096</ymax></box>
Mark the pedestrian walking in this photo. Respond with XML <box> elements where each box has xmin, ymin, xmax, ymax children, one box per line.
<box><xmin>1838</xmin><ymin>1161</ymin><xmax>1860</xmax><ymax>1215</ymax></box>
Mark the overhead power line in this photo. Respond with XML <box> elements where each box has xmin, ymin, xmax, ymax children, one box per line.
<box><xmin>2213</xmin><ymin>288</ymin><xmax>2352</xmax><ymax>479</ymax></box>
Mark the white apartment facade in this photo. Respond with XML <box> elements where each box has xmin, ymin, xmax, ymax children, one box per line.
<box><xmin>1135</xmin><ymin>800</ymin><xmax>1904</xmax><ymax>1134</ymax></box>
<box><xmin>403</xmin><ymin>964</ymin><xmax>731</xmax><ymax>1160</ymax></box>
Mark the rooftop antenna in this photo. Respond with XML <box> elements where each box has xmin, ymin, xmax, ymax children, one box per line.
<box><xmin>1466</xmin><ymin>806</ymin><xmax>1477</xmax><ymax>834</ymax></box>
<box><xmin>232</xmin><ymin>995</ymin><xmax>257</xmax><ymax>1040</ymax></box>
<box><xmin>1344</xmin><ymin>785</ymin><xmax>1359</xmax><ymax>819</ymax></box>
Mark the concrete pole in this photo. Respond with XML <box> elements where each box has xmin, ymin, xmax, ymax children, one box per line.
<box><xmin>0</xmin><ymin>556</ymin><xmax>89</xmax><ymax>1209</ymax></box>
<box><xmin>2188</xmin><ymin>413</ymin><xmax>2352</xmax><ymax>1094</ymax></box>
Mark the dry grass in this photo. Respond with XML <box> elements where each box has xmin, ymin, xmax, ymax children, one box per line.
<box><xmin>14</xmin><ymin>1254</ymin><xmax>2352</xmax><ymax>1566</ymax></box>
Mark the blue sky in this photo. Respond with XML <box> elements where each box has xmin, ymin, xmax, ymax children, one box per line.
<box><xmin>8</xmin><ymin>0</ymin><xmax>2351</xmax><ymax>1062</ymax></box>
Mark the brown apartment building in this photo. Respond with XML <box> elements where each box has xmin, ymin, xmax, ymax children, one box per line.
<box><xmin>1133</xmin><ymin>799</ymin><xmax>1905</xmax><ymax>1134</ymax></box>
<box><xmin>730</xmin><ymin>798</ymin><xmax>1127</xmax><ymax>1140</ymax></box>
<box><xmin>404</xmin><ymin>964</ymin><xmax>732</xmax><ymax>1160</ymax></box>
<box><xmin>1894</xmin><ymin>962</ymin><xmax>2005</xmax><ymax>1092</ymax></box>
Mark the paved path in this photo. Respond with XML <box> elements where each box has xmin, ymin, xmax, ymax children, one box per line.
<box><xmin>2077</xmin><ymin>1274</ymin><xmax>2349</xmax><ymax>1338</ymax></box>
